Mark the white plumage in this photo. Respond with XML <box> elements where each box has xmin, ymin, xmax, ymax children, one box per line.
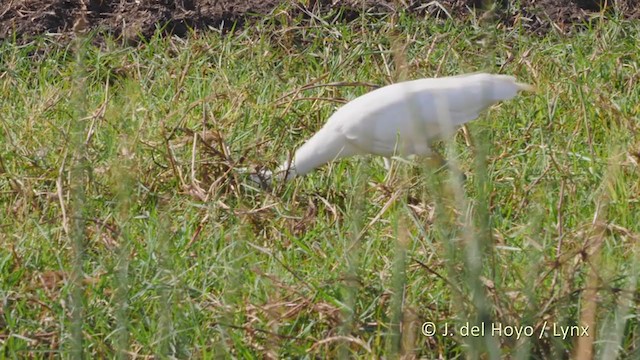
<box><xmin>249</xmin><ymin>73</ymin><xmax>533</xmax><ymax>184</ymax></box>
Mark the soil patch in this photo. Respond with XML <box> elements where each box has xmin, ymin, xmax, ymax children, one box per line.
<box><xmin>1</xmin><ymin>0</ymin><xmax>638</xmax><ymax>43</ymax></box>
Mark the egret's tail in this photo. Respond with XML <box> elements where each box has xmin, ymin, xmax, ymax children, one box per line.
<box><xmin>515</xmin><ymin>81</ymin><xmax>536</xmax><ymax>92</ymax></box>
<box><xmin>483</xmin><ymin>74</ymin><xmax>536</xmax><ymax>102</ymax></box>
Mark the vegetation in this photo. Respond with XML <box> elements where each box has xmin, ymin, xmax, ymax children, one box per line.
<box><xmin>1</xmin><ymin>8</ymin><xmax>639</xmax><ymax>358</ymax></box>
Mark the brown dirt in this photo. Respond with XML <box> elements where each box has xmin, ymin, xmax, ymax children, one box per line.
<box><xmin>0</xmin><ymin>0</ymin><xmax>638</xmax><ymax>43</ymax></box>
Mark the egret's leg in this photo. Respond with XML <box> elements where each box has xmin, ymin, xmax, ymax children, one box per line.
<box><xmin>383</xmin><ymin>157</ymin><xmax>393</xmax><ymax>183</ymax></box>
<box><xmin>427</xmin><ymin>149</ymin><xmax>448</xmax><ymax>171</ymax></box>
<box><xmin>383</xmin><ymin>157</ymin><xmax>392</xmax><ymax>171</ymax></box>
<box><xmin>382</xmin><ymin>156</ymin><xmax>391</xmax><ymax>185</ymax></box>
<box><xmin>428</xmin><ymin>149</ymin><xmax>467</xmax><ymax>181</ymax></box>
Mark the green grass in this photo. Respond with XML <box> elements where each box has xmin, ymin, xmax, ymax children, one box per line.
<box><xmin>1</xmin><ymin>7</ymin><xmax>639</xmax><ymax>359</ymax></box>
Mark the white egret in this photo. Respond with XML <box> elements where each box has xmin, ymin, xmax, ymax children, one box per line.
<box><xmin>246</xmin><ymin>73</ymin><xmax>533</xmax><ymax>185</ymax></box>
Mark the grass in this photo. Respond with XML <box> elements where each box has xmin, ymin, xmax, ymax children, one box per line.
<box><xmin>1</xmin><ymin>5</ymin><xmax>639</xmax><ymax>359</ymax></box>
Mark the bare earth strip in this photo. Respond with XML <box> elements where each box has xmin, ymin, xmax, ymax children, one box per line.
<box><xmin>1</xmin><ymin>0</ymin><xmax>639</xmax><ymax>43</ymax></box>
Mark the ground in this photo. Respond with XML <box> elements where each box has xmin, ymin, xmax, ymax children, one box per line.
<box><xmin>1</xmin><ymin>0</ymin><xmax>638</xmax><ymax>42</ymax></box>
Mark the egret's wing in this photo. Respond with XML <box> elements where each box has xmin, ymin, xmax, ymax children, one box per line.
<box><xmin>334</xmin><ymin>74</ymin><xmax>530</xmax><ymax>157</ymax></box>
<box><xmin>332</xmin><ymin>86</ymin><xmax>456</xmax><ymax>156</ymax></box>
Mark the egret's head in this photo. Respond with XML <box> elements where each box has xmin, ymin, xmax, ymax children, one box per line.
<box><xmin>241</xmin><ymin>162</ymin><xmax>297</xmax><ymax>190</ymax></box>
<box><xmin>274</xmin><ymin>161</ymin><xmax>298</xmax><ymax>182</ymax></box>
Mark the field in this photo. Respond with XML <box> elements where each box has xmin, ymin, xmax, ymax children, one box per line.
<box><xmin>1</xmin><ymin>1</ymin><xmax>639</xmax><ymax>358</ymax></box>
